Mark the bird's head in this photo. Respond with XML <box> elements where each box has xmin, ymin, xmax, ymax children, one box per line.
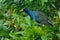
<box><xmin>20</xmin><ymin>8</ymin><xmax>29</xmax><ymax>13</ymax></box>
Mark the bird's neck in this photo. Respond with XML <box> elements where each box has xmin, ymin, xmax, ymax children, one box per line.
<box><xmin>23</xmin><ymin>8</ymin><xmax>31</xmax><ymax>15</ymax></box>
<box><xmin>23</xmin><ymin>8</ymin><xmax>35</xmax><ymax>19</ymax></box>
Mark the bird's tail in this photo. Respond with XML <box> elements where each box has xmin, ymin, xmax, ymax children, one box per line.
<box><xmin>48</xmin><ymin>20</ymin><xmax>53</xmax><ymax>26</ymax></box>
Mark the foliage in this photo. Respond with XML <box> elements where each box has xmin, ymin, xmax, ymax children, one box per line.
<box><xmin>0</xmin><ymin>0</ymin><xmax>60</xmax><ymax>40</ymax></box>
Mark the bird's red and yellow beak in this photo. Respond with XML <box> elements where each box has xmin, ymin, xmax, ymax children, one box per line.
<box><xmin>20</xmin><ymin>8</ymin><xmax>25</xmax><ymax>12</ymax></box>
<box><xmin>20</xmin><ymin>9</ymin><xmax>24</xmax><ymax>12</ymax></box>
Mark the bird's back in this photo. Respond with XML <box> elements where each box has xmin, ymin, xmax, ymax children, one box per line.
<box><xmin>31</xmin><ymin>11</ymin><xmax>52</xmax><ymax>26</ymax></box>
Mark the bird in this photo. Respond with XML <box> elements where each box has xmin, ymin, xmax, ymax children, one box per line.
<box><xmin>20</xmin><ymin>8</ymin><xmax>53</xmax><ymax>26</ymax></box>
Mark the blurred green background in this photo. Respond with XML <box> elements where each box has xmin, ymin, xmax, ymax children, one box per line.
<box><xmin>0</xmin><ymin>0</ymin><xmax>60</xmax><ymax>40</ymax></box>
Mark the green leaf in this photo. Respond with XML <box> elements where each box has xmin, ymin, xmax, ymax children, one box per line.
<box><xmin>41</xmin><ymin>36</ymin><xmax>48</xmax><ymax>40</ymax></box>
<box><xmin>56</xmin><ymin>33</ymin><xmax>60</xmax><ymax>38</ymax></box>
<box><xmin>9</xmin><ymin>32</ymin><xmax>20</xmax><ymax>39</ymax></box>
<box><xmin>41</xmin><ymin>0</ymin><xmax>48</xmax><ymax>6</ymax></box>
<box><xmin>25</xmin><ymin>16</ymin><xmax>31</xmax><ymax>26</ymax></box>
<box><xmin>0</xmin><ymin>30</ymin><xmax>9</xmax><ymax>37</ymax></box>
<box><xmin>58</xmin><ymin>10</ymin><xmax>60</xmax><ymax>18</ymax></box>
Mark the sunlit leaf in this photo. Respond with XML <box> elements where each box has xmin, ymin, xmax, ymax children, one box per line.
<box><xmin>58</xmin><ymin>10</ymin><xmax>60</xmax><ymax>18</ymax></box>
